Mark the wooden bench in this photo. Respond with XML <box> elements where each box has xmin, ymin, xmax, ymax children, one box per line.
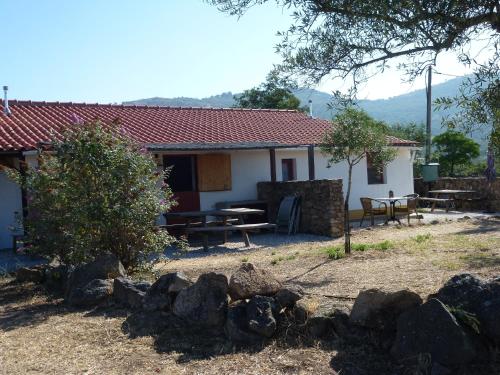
<box><xmin>159</xmin><ymin>218</ymin><xmax>239</xmax><ymax>231</ymax></box>
<box><xmin>419</xmin><ymin>197</ymin><xmax>454</xmax><ymax>212</ymax></box>
<box><xmin>186</xmin><ymin>223</ymin><xmax>277</xmax><ymax>251</ymax></box>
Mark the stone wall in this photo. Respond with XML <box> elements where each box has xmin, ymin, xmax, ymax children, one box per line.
<box><xmin>414</xmin><ymin>177</ymin><xmax>500</xmax><ymax>210</ymax></box>
<box><xmin>257</xmin><ymin>179</ymin><xmax>344</xmax><ymax>237</ymax></box>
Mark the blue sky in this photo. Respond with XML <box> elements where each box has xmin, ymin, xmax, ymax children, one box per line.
<box><xmin>1</xmin><ymin>0</ymin><xmax>480</xmax><ymax>103</ymax></box>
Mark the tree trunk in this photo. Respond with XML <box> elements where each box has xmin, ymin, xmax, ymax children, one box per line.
<box><xmin>344</xmin><ymin>165</ymin><xmax>352</xmax><ymax>254</ymax></box>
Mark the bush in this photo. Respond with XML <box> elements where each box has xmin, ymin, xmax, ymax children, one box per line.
<box><xmin>8</xmin><ymin>120</ymin><xmax>175</xmax><ymax>270</ymax></box>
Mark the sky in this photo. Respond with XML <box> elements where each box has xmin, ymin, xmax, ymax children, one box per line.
<box><xmin>0</xmin><ymin>0</ymin><xmax>487</xmax><ymax>103</ymax></box>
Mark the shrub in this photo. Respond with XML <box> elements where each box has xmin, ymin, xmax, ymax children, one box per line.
<box><xmin>323</xmin><ymin>246</ymin><xmax>346</xmax><ymax>260</ymax></box>
<box><xmin>8</xmin><ymin>120</ymin><xmax>175</xmax><ymax>270</ymax></box>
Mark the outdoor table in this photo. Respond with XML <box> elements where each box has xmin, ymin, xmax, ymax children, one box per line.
<box><xmin>165</xmin><ymin>208</ymin><xmax>266</xmax><ymax>246</ymax></box>
<box><xmin>373</xmin><ymin>196</ymin><xmax>408</xmax><ymax>225</ymax></box>
<box><xmin>428</xmin><ymin>190</ymin><xmax>477</xmax><ymax>210</ymax></box>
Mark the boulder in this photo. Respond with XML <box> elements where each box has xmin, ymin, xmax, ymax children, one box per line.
<box><xmin>246</xmin><ymin>295</ymin><xmax>277</xmax><ymax>338</ymax></box>
<box><xmin>113</xmin><ymin>277</ymin><xmax>150</xmax><ymax>309</ymax></box>
<box><xmin>143</xmin><ymin>271</ymin><xmax>192</xmax><ymax>311</ymax></box>
<box><xmin>433</xmin><ymin>273</ymin><xmax>500</xmax><ymax>342</ymax></box>
<box><xmin>275</xmin><ymin>285</ymin><xmax>304</xmax><ymax>308</ymax></box>
<box><xmin>16</xmin><ymin>266</ymin><xmax>45</xmax><ymax>283</ymax></box>
<box><xmin>43</xmin><ymin>264</ymin><xmax>72</xmax><ymax>294</ymax></box>
<box><xmin>350</xmin><ymin>288</ymin><xmax>422</xmax><ymax>331</ymax></box>
<box><xmin>391</xmin><ymin>299</ymin><xmax>481</xmax><ymax>366</ymax></box>
<box><xmin>172</xmin><ymin>272</ymin><xmax>229</xmax><ymax>327</ymax></box>
<box><xmin>67</xmin><ymin>279</ymin><xmax>114</xmax><ymax>307</ymax></box>
<box><xmin>292</xmin><ymin>297</ymin><xmax>320</xmax><ymax>324</ymax></box>
<box><xmin>225</xmin><ymin>301</ymin><xmax>262</xmax><ymax>344</ymax></box>
<box><xmin>228</xmin><ymin>263</ymin><xmax>282</xmax><ymax>301</ymax></box>
<box><xmin>65</xmin><ymin>254</ymin><xmax>125</xmax><ymax>298</ymax></box>
<box><xmin>122</xmin><ymin>310</ymin><xmax>185</xmax><ymax>338</ymax></box>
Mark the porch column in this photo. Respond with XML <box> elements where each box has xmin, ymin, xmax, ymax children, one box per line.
<box><xmin>308</xmin><ymin>145</ymin><xmax>315</xmax><ymax>180</ymax></box>
<box><xmin>269</xmin><ymin>148</ymin><xmax>276</xmax><ymax>182</ymax></box>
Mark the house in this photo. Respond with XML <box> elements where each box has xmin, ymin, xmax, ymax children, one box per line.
<box><xmin>0</xmin><ymin>99</ymin><xmax>418</xmax><ymax>249</ymax></box>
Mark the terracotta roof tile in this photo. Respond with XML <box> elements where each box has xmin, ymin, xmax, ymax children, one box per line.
<box><xmin>0</xmin><ymin>100</ymin><xmax>417</xmax><ymax>151</ymax></box>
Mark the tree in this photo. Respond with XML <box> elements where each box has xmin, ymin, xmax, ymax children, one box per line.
<box><xmin>8</xmin><ymin>120</ymin><xmax>175</xmax><ymax>270</ymax></box>
<box><xmin>235</xmin><ymin>73</ymin><xmax>305</xmax><ymax>110</ymax></box>
<box><xmin>432</xmin><ymin>130</ymin><xmax>480</xmax><ymax>176</ymax></box>
<box><xmin>321</xmin><ymin>108</ymin><xmax>396</xmax><ymax>254</ymax></box>
<box><xmin>436</xmin><ymin>65</ymin><xmax>500</xmax><ymax>155</ymax></box>
<box><xmin>388</xmin><ymin>123</ymin><xmax>426</xmax><ymax>145</ymax></box>
<box><xmin>209</xmin><ymin>1</ymin><xmax>499</xmax><ymax>93</ymax></box>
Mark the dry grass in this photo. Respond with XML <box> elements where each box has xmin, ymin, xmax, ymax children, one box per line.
<box><xmin>1</xmin><ymin>217</ymin><xmax>499</xmax><ymax>375</ymax></box>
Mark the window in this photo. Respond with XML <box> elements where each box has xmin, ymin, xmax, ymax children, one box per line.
<box><xmin>281</xmin><ymin>158</ymin><xmax>296</xmax><ymax>181</ymax></box>
<box><xmin>367</xmin><ymin>154</ymin><xmax>385</xmax><ymax>184</ymax></box>
<box><xmin>164</xmin><ymin>155</ymin><xmax>197</xmax><ymax>192</ymax></box>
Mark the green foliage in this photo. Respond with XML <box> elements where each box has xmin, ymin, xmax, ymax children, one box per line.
<box><xmin>351</xmin><ymin>240</ymin><xmax>394</xmax><ymax>252</ymax></box>
<box><xmin>234</xmin><ymin>73</ymin><xmax>305</xmax><ymax>111</ymax></box>
<box><xmin>413</xmin><ymin>233</ymin><xmax>432</xmax><ymax>243</ymax></box>
<box><xmin>321</xmin><ymin>108</ymin><xmax>397</xmax><ymax>173</ymax></box>
<box><xmin>322</xmin><ymin>246</ymin><xmax>346</xmax><ymax>260</ymax></box>
<box><xmin>210</xmin><ymin>0</ymin><xmax>499</xmax><ymax>95</ymax></box>
<box><xmin>321</xmin><ymin>108</ymin><xmax>396</xmax><ymax>254</ymax></box>
<box><xmin>388</xmin><ymin>123</ymin><xmax>426</xmax><ymax>144</ymax></box>
<box><xmin>8</xmin><ymin>120</ymin><xmax>174</xmax><ymax>270</ymax></box>
<box><xmin>436</xmin><ymin>66</ymin><xmax>500</xmax><ymax>156</ymax></box>
<box><xmin>432</xmin><ymin>131</ymin><xmax>481</xmax><ymax>176</ymax></box>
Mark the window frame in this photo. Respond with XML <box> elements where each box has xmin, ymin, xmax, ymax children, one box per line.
<box><xmin>366</xmin><ymin>154</ymin><xmax>386</xmax><ymax>185</ymax></box>
<box><xmin>281</xmin><ymin>158</ymin><xmax>297</xmax><ymax>181</ymax></box>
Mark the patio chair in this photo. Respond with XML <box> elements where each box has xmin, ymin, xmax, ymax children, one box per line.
<box><xmin>359</xmin><ymin>197</ymin><xmax>388</xmax><ymax>227</ymax></box>
<box><xmin>394</xmin><ymin>194</ymin><xmax>420</xmax><ymax>225</ymax></box>
<box><xmin>276</xmin><ymin>196</ymin><xmax>301</xmax><ymax>235</ymax></box>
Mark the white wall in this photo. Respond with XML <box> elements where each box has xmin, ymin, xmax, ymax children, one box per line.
<box><xmin>0</xmin><ymin>170</ymin><xmax>23</xmax><ymax>249</ymax></box>
<box><xmin>198</xmin><ymin>147</ymin><xmax>414</xmax><ymax>211</ymax></box>
<box><xmin>199</xmin><ymin>150</ymin><xmax>271</xmax><ymax>210</ymax></box>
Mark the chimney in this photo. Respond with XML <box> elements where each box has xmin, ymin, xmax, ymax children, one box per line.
<box><xmin>3</xmin><ymin>86</ymin><xmax>11</xmax><ymax>115</ymax></box>
<box><xmin>308</xmin><ymin>99</ymin><xmax>313</xmax><ymax>118</ymax></box>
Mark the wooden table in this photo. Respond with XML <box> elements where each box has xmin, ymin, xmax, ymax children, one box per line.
<box><xmin>165</xmin><ymin>208</ymin><xmax>271</xmax><ymax>251</ymax></box>
<box><xmin>373</xmin><ymin>197</ymin><xmax>408</xmax><ymax>225</ymax></box>
<box><xmin>428</xmin><ymin>190</ymin><xmax>477</xmax><ymax>211</ymax></box>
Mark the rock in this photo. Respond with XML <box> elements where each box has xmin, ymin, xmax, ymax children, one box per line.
<box><xmin>113</xmin><ymin>277</ymin><xmax>149</xmax><ymax>309</ymax></box>
<box><xmin>246</xmin><ymin>295</ymin><xmax>277</xmax><ymax>338</ymax></box>
<box><xmin>292</xmin><ymin>297</ymin><xmax>320</xmax><ymax>324</ymax></box>
<box><xmin>143</xmin><ymin>271</ymin><xmax>192</xmax><ymax>311</ymax></box>
<box><xmin>350</xmin><ymin>288</ymin><xmax>422</xmax><ymax>331</ymax></box>
<box><xmin>432</xmin><ymin>274</ymin><xmax>489</xmax><ymax>311</ymax></box>
<box><xmin>391</xmin><ymin>299</ymin><xmax>481</xmax><ymax>366</ymax></box>
<box><xmin>16</xmin><ymin>266</ymin><xmax>45</xmax><ymax>283</ymax></box>
<box><xmin>275</xmin><ymin>285</ymin><xmax>304</xmax><ymax>308</ymax></box>
<box><xmin>67</xmin><ymin>279</ymin><xmax>113</xmax><ymax>307</ymax></box>
<box><xmin>306</xmin><ymin>314</ymin><xmax>334</xmax><ymax>339</ymax></box>
<box><xmin>122</xmin><ymin>310</ymin><xmax>185</xmax><ymax>338</ymax></box>
<box><xmin>44</xmin><ymin>264</ymin><xmax>71</xmax><ymax>294</ymax></box>
<box><xmin>433</xmin><ymin>273</ymin><xmax>500</xmax><ymax>342</ymax></box>
<box><xmin>228</xmin><ymin>263</ymin><xmax>282</xmax><ymax>301</ymax></box>
<box><xmin>65</xmin><ymin>254</ymin><xmax>125</xmax><ymax>298</ymax></box>
<box><xmin>224</xmin><ymin>301</ymin><xmax>262</xmax><ymax>344</ymax></box>
<box><xmin>172</xmin><ymin>272</ymin><xmax>229</xmax><ymax>327</ymax></box>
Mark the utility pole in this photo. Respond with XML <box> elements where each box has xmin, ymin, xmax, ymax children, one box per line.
<box><xmin>425</xmin><ymin>65</ymin><xmax>432</xmax><ymax>163</ymax></box>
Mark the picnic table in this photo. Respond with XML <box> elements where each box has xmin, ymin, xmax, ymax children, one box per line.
<box><xmin>373</xmin><ymin>196</ymin><xmax>409</xmax><ymax>225</ymax></box>
<box><xmin>164</xmin><ymin>208</ymin><xmax>275</xmax><ymax>251</ymax></box>
<box><xmin>422</xmin><ymin>189</ymin><xmax>478</xmax><ymax>212</ymax></box>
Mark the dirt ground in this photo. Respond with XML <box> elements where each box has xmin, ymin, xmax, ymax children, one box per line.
<box><xmin>1</xmin><ymin>217</ymin><xmax>499</xmax><ymax>375</ymax></box>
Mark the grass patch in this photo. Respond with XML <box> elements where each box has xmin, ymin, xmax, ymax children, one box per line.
<box><xmin>350</xmin><ymin>240</ymin><xmax>394</xmax><ymax>252</ymax></box>
<box><xmin>322</xmin><ymin>246</ymin><xmax>346</xmax><ymax>260</ymax></box>
<box><xmin>413</xmin><ymin>233</ymin><xmax>432</xmax><ymax>243</ymax></box>
<box><xmin>241</xmin><ymin>257</ymin><xmax>249</xmax><ymax>263</ymax></box>
<box><xmin>270</xmin><ymin>254</ymin><xmax>297</xmax><ymax>265</ymax></box>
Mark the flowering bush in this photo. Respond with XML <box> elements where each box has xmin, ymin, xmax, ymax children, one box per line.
<box><xmin>8</xmin><ymin>120</ymin><xmax>174</xmax><ymax>270</ymax></box>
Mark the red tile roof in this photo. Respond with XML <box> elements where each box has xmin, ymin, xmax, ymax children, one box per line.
<box><xmin>0</xmin><ymin>100</ymin><xmax>417</xmax><ymax>151</ymax></box>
